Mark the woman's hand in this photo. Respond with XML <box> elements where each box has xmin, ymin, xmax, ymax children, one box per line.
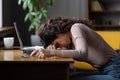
<box><xmin>46</xmin><ymin>44</ymin><xmax>56</xmax><ymax>50</ymax></box>
<box><xmin>30</xmin><ymin>49</ymin><xmax>45</xmax><ymax>59</ymax></box>
<box><xmin>30</xmin><ymin>44</ymin><xmax>56</xmax><ymax>59</ymax></box>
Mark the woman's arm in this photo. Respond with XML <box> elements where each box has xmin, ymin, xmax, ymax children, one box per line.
<box><xmin>30</xmin><ymin>23</ymin><xmax>88</xmax><ymax>61</ymax></box>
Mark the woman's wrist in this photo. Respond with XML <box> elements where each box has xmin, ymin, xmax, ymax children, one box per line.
<box><xmin>50</xmin><ymin>50</ymin><xmax>55</xmax><ymax>56</ymax></box>
<box><xmin>53</xmin><ymin>50</ymin><xmax>63</xmax><ymax>57</ymax></box>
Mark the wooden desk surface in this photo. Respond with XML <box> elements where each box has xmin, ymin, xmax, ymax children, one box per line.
<box><xmin>0</xmin><ymin>50</ymin><xmax>74</xmax><ymax>63</ymax></box>
<box><xmin>0</xmin><ymin>50</ymin><xmax>74</xmax><ymax>80</ymax></box>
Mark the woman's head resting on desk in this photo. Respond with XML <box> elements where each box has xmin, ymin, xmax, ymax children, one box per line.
<box><xmin>38</xmin><ymin>16</ymin><xmax>93</xmax><ymax>49</ymax></box>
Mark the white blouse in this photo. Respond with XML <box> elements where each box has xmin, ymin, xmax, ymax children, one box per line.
<box><xmin>49</xmin><ymin>23</ymin><xmax>118</xmax><ymax>68</ymax></box>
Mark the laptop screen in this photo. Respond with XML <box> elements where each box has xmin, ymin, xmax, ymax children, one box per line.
<box><xmin>14</xmin><ymin>22</ymin><xmax>23</xmax><ymax>49</ymax></box>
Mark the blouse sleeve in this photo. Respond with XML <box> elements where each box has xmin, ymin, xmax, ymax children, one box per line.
<box><xmin>50</xmin><ymin>23</ymin><xmax>88</xmax><ymax>61</ymax></box>
<box><xmin>70</xmin><ymin>23</ymin><xmax>88</xmax><ymax>56</ymax></box>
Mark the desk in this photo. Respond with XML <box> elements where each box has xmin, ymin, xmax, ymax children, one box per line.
<box><xmin>0</xmin><ymin>50</ymin><xmax>74</xmax><ymax>80</ymax></box>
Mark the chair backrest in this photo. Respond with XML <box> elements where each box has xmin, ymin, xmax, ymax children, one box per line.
<box><xmin>97</xmin><ymin>31</ymin><xmax>120</xmax><ymax>50</ymax></box>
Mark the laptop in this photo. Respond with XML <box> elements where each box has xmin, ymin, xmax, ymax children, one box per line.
<box><xmin>14</xmin><ymin>22</ymin><xmax>44</xmax><ymax>57</ymax></box>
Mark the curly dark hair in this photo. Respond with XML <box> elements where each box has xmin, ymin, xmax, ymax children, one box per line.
<box><xmin>38</xmin><ymin>16</ymin><xmax>93</xmax><ymax>48</ymax></box>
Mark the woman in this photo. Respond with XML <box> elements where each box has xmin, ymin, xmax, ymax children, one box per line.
<box><xmin>30</xmin><ymin>17</ymin><xmax>120</xmax><ymax>80</ymax></box>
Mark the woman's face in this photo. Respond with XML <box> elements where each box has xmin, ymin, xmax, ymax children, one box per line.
<box><xmin>52</xmin><ymin>32</ymin><xmax>71</xmax><ymax>49</ymax></box>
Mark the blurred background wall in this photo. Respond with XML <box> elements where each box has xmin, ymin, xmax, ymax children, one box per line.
<box><xmin>2</xmin><ymin>0</ymin><xmax>88</xmax><ymax>46</ymax></box>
